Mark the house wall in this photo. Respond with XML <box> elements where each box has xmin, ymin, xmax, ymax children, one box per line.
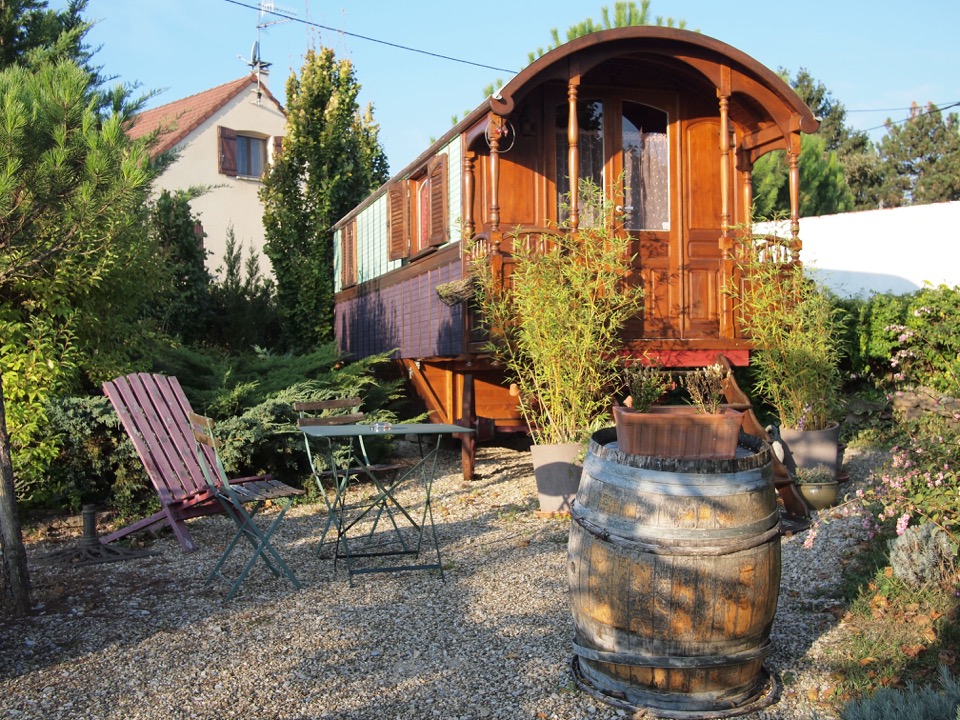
<box><xmin>152</xmin><ymin>83</ymin><xmax>285</xmax><ymax>279</ymax></box>
<box><xmin>790</xmin><ymin>201</ymin><xmax>960</xmax><ymax>297</ymax></box>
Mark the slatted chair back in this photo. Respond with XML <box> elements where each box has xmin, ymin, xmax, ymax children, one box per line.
<box><xmin>101</xmin><ymin>373</ymin><xmax>270</xmax><ymax>553</ymax></box>
<box><xmin>187</xmin><ymin>411</ymin><xmax>304</xmax><ymax>601</ymax></box>
<box><xmin>104</xmin><ymin>373</ymin><xmax>214</xmax><ymax>506</ymax></box>
<box><xmin>294</xmin><ymin>397</ymin><xmax>365</xmax><ymax>427</ymax></box>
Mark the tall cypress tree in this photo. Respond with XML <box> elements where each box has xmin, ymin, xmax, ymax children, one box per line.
<box><xmin>260</xmin><ymin>47</ymin><xmax>389</xmax><ymax>352</ymax></box>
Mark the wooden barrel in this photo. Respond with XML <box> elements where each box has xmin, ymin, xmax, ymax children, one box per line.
<box><xmin>568</xmin><ymin>428</ymin><xmax>780</xmax><ymax>718</ymax></box>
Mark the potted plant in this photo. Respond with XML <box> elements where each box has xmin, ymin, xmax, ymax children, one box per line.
<box><xmin>794</xmin><ymin>466</ymin><xmax>839</xmax><ymax>510</ymax></box>
<box><xmin>614</xmin><ymin>362</ymin><xmax>743</xmax><ymax>458</ymax></box>
<box><xmin>472</xmin><ymin>180</ymin><xmax>644</xmax><ymax>512</ymax></box>
<box><xmin>732</xmin><ymin>229</ymin><xmax>845</xmax><ymax>477</ymax></box>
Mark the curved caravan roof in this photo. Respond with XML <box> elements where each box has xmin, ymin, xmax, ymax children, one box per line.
<box><xmin>488</xmin><ymin>26</ymin><xmax>818</xmax><ymax>160</ymax></box>
<box><xmin>337</xmin><ymin>25</ymin><xmax>818</xmax><ymax>228</ymax></box>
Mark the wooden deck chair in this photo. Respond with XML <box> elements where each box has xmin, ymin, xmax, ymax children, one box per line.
<box><xmin>294</xmin><ymin>398</ymin><xmax>403</xmax><ymax>549</ymax></box>
<box><xmin>188</xmin><ymin>412</ymin><xmax>304</xmax><ymax>601</ymax></box>
<box><xmin>101</xmin><ymin>372</ymin><xmax>274</xmax><ymax>553</ymax></box>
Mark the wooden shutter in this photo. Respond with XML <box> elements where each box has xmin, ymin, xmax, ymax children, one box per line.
<box><xmin>387</xmin><ymin>182</ymin><xmax>409</xmax><ymax>261</ymax></box>
<box><xmin>272</xmin><ymin>135</ymin><xmax>283</xmax><ymax>161</ymax></box>
<box><xmin>427</xmin><ymin>155</ymin><xmax>448</xmax><ymax>247</ymax></box>
<box><xmin>218</xmin><ymin>126</ymin><xmax>237</xmax><ymax>176</ymax></box>
<box><xmin>340</xmin><ymin>221</ymin><xmax>357</xmax><ymax>288</ymax></box>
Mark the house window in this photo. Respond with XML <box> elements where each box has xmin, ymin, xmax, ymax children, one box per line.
<box><xmin>218</xmin><ymin>125</ymin><xmax>271</xmax><ymax>179</ymax></box>
<box><xmin>411</xmin><ymin>155</ymin><xmax>448</xmax><ymax>253</ymax></box>
<box><xmin>236</xmin><ymin>135</ymin><xmax>267</xmax><ymax>178</ymax></box>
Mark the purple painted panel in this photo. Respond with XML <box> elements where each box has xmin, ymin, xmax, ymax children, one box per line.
<box><xmin>335</xmin><ymin>258</ymin><xmax>464</xmax><ymax>360</ymax></box>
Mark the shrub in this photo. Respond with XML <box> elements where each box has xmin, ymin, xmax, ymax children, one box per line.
<box><xmin>840</xmin><ymin>666</ymin><xmax>960</xmax><ymax>720</ymax></box>
<box><xmin>37</xmin><ymin>345</ymin><xmax>409</xmax><ymax>514</ymax></box>
<box><xmin>889</xmin><ymin>523</ymin><xmax>958</xmax><ymax>587</ymax></box>
<box><xmin>43</xmin><ymin>395</ymin><xmax>155</xmax><ymax>521</ymax></box>
<box><xmin>730</xmin><ymin>226</ymin><xmax>845</xmax><ymax>431</ymax></box>
<box><xmin>888</xmin><ymin>285</ymin><xmax>960</xmax><ymax>394</ymax></box>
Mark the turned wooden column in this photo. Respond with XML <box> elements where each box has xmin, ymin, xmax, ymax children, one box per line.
<box><xmin>718</xmin><ymin>86</ymin><xmax>735</xmax><ymax>338</ymax></box>
<box><xmin>719</xmin><ymin>93</ymin><xmax>732</xmax><ymax>245</ymax></box>
<box><xmin>787</xmin><ymin>134</ymin><xmax>802</xmax><ymax>261</ymax></box>
<box><xmin>487</xmin><ymin>116</ymin><xmax>502</xmax><ymax>234</ymax></box>
<box><xmin>567</xmin><ymin>76</ymin><xmax>581</xmax><ymax>231</ymax></box>
<box><xmin>462</xmin><ymin>151</ymin><xmax>476</xmax><ymax>238</ymax></box>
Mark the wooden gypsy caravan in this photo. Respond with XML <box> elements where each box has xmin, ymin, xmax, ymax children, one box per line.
<box><xmin>331</xmin><ymin>27</ymin><xmax>819</xmax><ymax>483</ymax></box>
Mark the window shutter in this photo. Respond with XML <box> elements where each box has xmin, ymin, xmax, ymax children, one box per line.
<box><xmin>340</xmin><ymin>221</ymin><xmax>357</xmax><ymax>288</ymax></box>
<box><xmin>272</xmin><ymin>135</ymin><xmax>283</xmax><ymax>160</ymax></box>
<box><xmin>427</xmin><ymin>155</ymin><xmax>448</xmax><ymax>246</ymax></box>
<box><xmin>387</xmin><ymin>182</ymin><xmax>409</xmax><ymax>261</ymax></box>
<box><xmin>218</xmin><ymin>126</ymin><xmax>237</xmax><ymax>176</ymax></box>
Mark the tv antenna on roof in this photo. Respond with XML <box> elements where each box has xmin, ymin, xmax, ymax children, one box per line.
<box><xmin>239</xmin><ymin>0</ymin><xmax>295</xmax><ymax>105</ymax></box>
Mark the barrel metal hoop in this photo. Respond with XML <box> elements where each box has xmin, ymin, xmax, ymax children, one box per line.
<box><xmin>582</xmin><ymin>453</ymin><xmax>772</xmax><ymax>497</ymax></box>
<box><xmin>572</xmin><ymin>639</ymin><xmax>772</xmax><ymax>668</ymax></box>
<box><xmin>570</xmin><ymin>655</ymin><xmax>780</xmax><ymax>720</ymax></box>
<box><xmin>575</xmin><ymin>504</ymin><xmax>781</xmax><ymax>543</ymax></box>
<box><xmin>571</xmin><ymin>505</ymin><xmax>781</xmax><ymax>556</ymax></box>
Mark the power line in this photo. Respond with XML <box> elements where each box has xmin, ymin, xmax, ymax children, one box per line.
<box><xmin>847</xmin><ymin>101</ymin><xmax>957</xmax><ymax>113</ymax></box>
<box><xmin>220</xmin><ymin>0</ymin><xmax>518</xmax><ymax>75</ymax></box>
<box><xmin>862</xmin><ymin>100</ymin><xmax>960</xmax><ymax>134</ymax></box>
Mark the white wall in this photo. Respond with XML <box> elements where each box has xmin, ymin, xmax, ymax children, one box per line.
<box><xmin>153</xmin><ymin>83</ymin><xmax>286</xmax><ymax>279</ymax></box>
<box><xmin>794</xmin><ymin>201</ymin><xmax>960</xmax><ymax>297</ymax></box>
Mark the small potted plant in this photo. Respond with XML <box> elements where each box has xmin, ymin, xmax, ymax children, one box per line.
<box><xmin>614</xmin><ymin>362</ymin><xmax>743</xmax><ymax>459</ymax></box>
<box><xmin>793</xmin><ymin>465</ymin><xmax>839</xmax><ymax>510</ymax></box>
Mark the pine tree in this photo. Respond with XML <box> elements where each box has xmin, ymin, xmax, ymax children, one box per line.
<box><xmin>877</xmin><ymin>102</ymin><xmax>960</xmax><ymax>207</ymax></box>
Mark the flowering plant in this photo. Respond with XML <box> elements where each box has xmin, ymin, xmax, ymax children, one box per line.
<box><xmin>680</xmin><ymin>363</ymin><xmax>729</xmax><ymax>414</ymax></box>
<box><xmin>805</xmin><ymin>294</ymin><xmax>960</xmax><ymax>549</ymax></box>
<box><xmin>622</xmin><ymin>361</ymin><xmax>672</xmax><ymax>412</ymax></box>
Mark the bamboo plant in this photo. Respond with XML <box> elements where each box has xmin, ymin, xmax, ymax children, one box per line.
<box><xmin>472</xmin><ymin>180</ymin><xmax>644</xmax><ymax>445</ymax></box>
<box><xmin>730</xmin><ymin>229</ymin><xmax>844</xmax><ymax>431</ymax></box>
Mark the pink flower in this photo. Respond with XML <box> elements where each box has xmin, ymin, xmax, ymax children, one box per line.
<box><xmin>895</xmin><ymin>513</ymin><xmax>911</xmax><ymax>535</ymax></box>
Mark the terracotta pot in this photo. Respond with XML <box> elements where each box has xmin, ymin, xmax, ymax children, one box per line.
<box><xmin>613</xmin><ymin>405</ymin><xmax>743</xmax><ymax>459</ymax></box>
<box><xmin>530</xmin><ymin>442</ymin><xmax>582</xmax><ymax>513</ymax></box>
<box><xmin>779</xmin><ymin>422</ymin><xmax>841</xmax><ymax>479</ymax></box>
<box><xmin>798</xmin><ymin>481</ymin><xmax>839</xmax><ymax>510</ymax></box>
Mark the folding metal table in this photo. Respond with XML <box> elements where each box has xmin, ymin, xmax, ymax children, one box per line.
<box><xmin>299</xmin><ymin>422</ymin><xmax>471</xmax><ymax>583</ymax></box>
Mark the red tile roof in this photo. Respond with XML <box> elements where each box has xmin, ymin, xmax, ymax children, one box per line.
<box><xmin>129</xmin><ymin>74</ymin><xmax>284</xmax><ymax>157</ymax></box>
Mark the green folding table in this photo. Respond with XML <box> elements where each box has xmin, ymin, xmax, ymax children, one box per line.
<box><xmin>299</xmin><ymin>422</ymin><xmax>472</xmax><ymax>584</ymax></box>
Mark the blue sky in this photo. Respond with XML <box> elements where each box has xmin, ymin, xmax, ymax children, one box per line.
<box><xmin>62</xmin><ymin>0</ymin><xmax>959</xmax><ymax>175</ymax></box>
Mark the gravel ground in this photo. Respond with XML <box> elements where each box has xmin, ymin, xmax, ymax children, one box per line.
<box><xmin>0</xmin><ymin>437</ymin><xmax>886</xmax><ymax>720</ymax></box>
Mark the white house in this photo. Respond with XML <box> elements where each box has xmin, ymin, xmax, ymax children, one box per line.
<box><xmin>128</xmin><ymin>73</ymin><xmax>285</xmax><ymax>277</ymax></box>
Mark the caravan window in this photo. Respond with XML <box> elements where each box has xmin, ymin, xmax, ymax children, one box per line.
<box><xmin>555</xmin><ymin>99</ymin><xmax>604</xmax><ymax>224</ymax></box>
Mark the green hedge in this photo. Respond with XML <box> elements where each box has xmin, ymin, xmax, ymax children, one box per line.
<box><xmin>35</xmin><ymin>344</ymin><xmax>410</xmax><ymax>517</ymax></box>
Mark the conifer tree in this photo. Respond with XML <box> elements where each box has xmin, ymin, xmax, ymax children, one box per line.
<box><xmin>260</xmin><ymin>47</ymin><xmax>389</xmax><ymax>352</ymax></box>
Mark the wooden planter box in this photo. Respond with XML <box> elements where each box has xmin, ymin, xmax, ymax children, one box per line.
<box><xmin>613</xmin><ymin>405</ymin><xmax>744</xmax><ymax>459</ymax></box>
